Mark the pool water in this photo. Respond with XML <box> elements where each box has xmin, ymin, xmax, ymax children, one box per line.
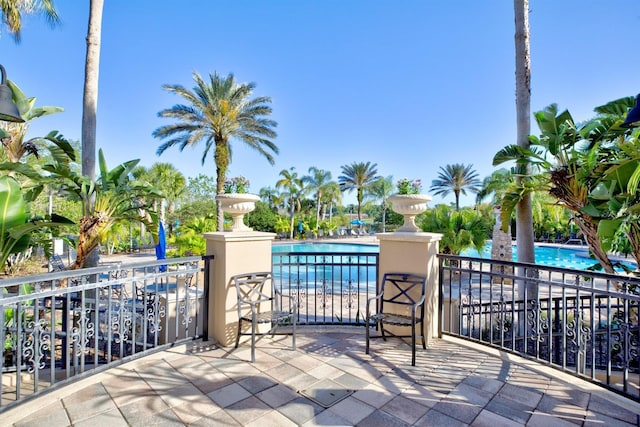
<box><xmin>461</xmin><ymin>243</ymin><xmax>636</xmax><ymax>271</ymax></box>
<box><xmin>272</xmin><ymin>243</ymin><xmax>379</xmax><ymax>291</ymax></box>
<box><xmin>272</xmin><ymin>242</ymin><xmax>378</xmax><ymax>253</ymax></box>
<box><xmin>273</xmin><ymin>242</ymin><xmax>636</xmax><ymax>271</ymax></box>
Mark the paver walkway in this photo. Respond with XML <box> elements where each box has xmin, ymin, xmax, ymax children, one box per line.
<box><xmin>4</xmin><ymin>329</ymin><xmax>640</xmax><ymax>426</ymax></box>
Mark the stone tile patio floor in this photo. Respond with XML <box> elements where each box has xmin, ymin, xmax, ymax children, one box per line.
<box><xmin>4</xmin><ymin>329</ymin><xmax>640</xmax><ymax>426</ymax></box>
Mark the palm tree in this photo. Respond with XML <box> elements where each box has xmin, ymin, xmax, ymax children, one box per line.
<box><xmin>147</xmin><ymin>163</ymin><xmax>186</xmax><ymax>224</ymax></box>
<box><xmin>367</xmin><ymin>176</ymin><xmax>394</xmax><ymax>232</ymax></box>
<box><xmin>338</xmin><ymin>162</ymin><xmax>379</xmax><ymax>221</ymax></box>
<box><xmin>276</xmin><ymin>168</ymin><xmax>302</xmax><ymax>239</ymax></box>
<box><xmin>303</xmin><ymin>167</ymin><xmax>332</xmax><ymax>227</ymax></box>
<box><xmin>493</xmin><ymin>103</ymin><xmax>617</xmax><ymax>274</ymax></box>
<box><xmin>429</xmin><ymin>164</ymin><xmax>481</xmax><ymax>211</ymax></box>
<box><xmin>514</xmin><ymin>0</ymin><xmax>535</xmax><ymax>264</ymax></box>
<box><xmin>39</xmin><ymin>139</ymin><xmax>160</xmax><ymax>268</ymax></box>
<box><xmin>0</xmin><ymin>0</ymin><xmax>59</xmax><ymax>42</ymax></box>
<box><xmin>153</xmin><ymin>71</ymin><xmax>278</xmax><ymax>231</ymax></box>
<box><xmin>81</xmin><ymin>0</ymin><xmax>103</xmax><ymax>183</ymax></box>
<box><xmin>476</xmin><ymin>169</ymin><xmax>513</xmax><ymax>207</ymax></box>
<box><xmin>78</xmin><ymin>0</ymin><xmax>104</xmax><ymax>268</ymax></box>
<box><xmin>321</xmin><ymin>182</ymin><xmax>342</xmax><ymax>222</ymax></box>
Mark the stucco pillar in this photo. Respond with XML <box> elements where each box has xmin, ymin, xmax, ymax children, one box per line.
<box><xmin>376</xmin><ymin>231</ymin><xmax>442</xmax><ymax>344</ymax></box>
<box><xmin>203</xmin><ymin>231</ymin><xmax>276</xmax><ymax>346</ymax></box>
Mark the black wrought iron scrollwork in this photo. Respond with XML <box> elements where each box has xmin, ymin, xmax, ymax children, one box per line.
<box><xmin>461</xmin><ymin>292</ymin><xmax>481</xmax><ymax>337</ymax></box>
<box><xmin>79</xmin><ymin>307</ymin><xmax>96</xmax><ymax>351</ymax></box>
<box><xmin>611</xmin><ymin>316</ymin><xmax>639</xmax><ymax>371</ymax></box>
<box><xmin>178</xmin><ymin>298</ymin><xmax>193</xmax><ymax>327</ymax></box>
<box><xmin>527</xmin><ymin>299</ymin><xmax>548</xmax><ymax>342</ymax></box>
<box><xmin>316</xmin><ymin>280</ymin><xmax>331</xmax><ymax>309</ymax></box>
<box><xmin>342</xmin><ymin>281</ymin><xmax>357</xmax><ymax>309</ymax></box>
<box><xmin>23</xmin><ymin>319</ymin><xmax>50</xmax><ymax>373</ymax></box>
<box><xmin>567</xmin><ymin>308</ymin><xmax>591</xmax><ymax>357</ymax></box>
<box><xmin>147</xmin><ymin>298</ymin><xmax>165</xmax><ymax>334</ymax></box>
<box><xmin>109</xmin><ymin>303</ymin><xmax>132</xmax><ymax>344</ymax></box>
<box><xmin>294</xmin><ymin>279</ymin><xmax>306</xmax><ymax>308</ymax></box>
<box><xmin>492</xmin><ymin>298</ymin><xmax>512</xmax><ymax>338</ymax></box>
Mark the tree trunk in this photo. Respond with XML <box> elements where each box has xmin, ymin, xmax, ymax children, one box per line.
<box><xmin>289</xmin><ymin>199</ymin><xmax>295</xmax><ymax>240</ymax></box>
<box><xmin>315</xmin><ymin>192</ymin><xmax>321</xmax><ymax>226</ymax></box>
<box><xmin>514</xmin><ymin>0</ymin><xmax>535</xmax><ymax>265</ymax></box>
<box><xmin>80</xmin><ymin>0</ymin><xmax>104</xmax><ymax>269</ymax></box>
<box><xmin>215</xmin><ymin>140</ymin><xmax>229</xmax><ymax>232</ymax></box>
<box><xmin>575</xmin><ymin>215</ymin><xmax>615</xmax><ymax>274</ymax></box>
<box><xmin>514</xmin><ymin>0</ymin><xmax>536</xmax><ymax>303</ymax></box>
<box><xmin>628</xmin><ymin>222</ymin><xmax>640</xmax><ymax>271</ymax></box>
<box><xmin>81</xmin><ymin>0</ymin><xmax>103</xmax><ymax>181</ymax></box>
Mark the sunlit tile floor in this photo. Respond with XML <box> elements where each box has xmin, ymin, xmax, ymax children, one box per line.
<box><xmin>5</xmin><ymin>328</ymin><xmax>640</xmax><ymax>426</ymax></box>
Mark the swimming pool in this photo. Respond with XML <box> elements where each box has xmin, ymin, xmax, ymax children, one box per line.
<box><xmin>272</xmin><ymin>242</ymin><xmax>378</xmax><ymax>253</ymax></box>
<box><xmin>461</xmin><ymin>243</ymin><xmax>636</xmax><ymax>271</ymax></box>
<box><xmin>273</xmin><ymin>241</ymin><xmax>636</xmax><ymax>271</ymax></box>
<box><xmin>272</xmin><ymin>243</ymin><xmax>379</xmax><ymax>294</ymax></box>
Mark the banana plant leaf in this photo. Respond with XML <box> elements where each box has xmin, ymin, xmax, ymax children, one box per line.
<box><xmin>0</xmin><ymin>176</ymin><xmax>74</xmax><ymax>270</ymax></box>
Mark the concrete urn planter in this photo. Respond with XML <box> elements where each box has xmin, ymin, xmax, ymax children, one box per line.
<box><xmin>389</xmin><ymin>194</ymin><xmax>431</xmax><ymax>232</ymax></box>
<box><xmin>216</xmin><ymin>193</ymin><xmax>259</xmax><ymax>231</ymax></box>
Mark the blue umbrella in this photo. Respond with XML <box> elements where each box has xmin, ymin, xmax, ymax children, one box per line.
<box><xmin>155</xmin><ymin>221</ymin><xmax>167</xmax><ymax>272</ymax></box>
<box><xmin>350</xmin><ymin>219</ymin><xmax>364</xmax><ymax>226</ymax></box>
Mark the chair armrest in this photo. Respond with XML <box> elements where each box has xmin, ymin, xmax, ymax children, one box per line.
<box><xmin>366</xmin><ymin>293</ymin><xmax>383</xmax><ymax>314</ymax></box>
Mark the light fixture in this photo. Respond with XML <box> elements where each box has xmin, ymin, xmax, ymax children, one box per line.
<box><xmin>0</xmin><ymin>64</ymin><xmax>24</xmax><ymax>123</ymax></box>
<box><xmin>621</xmin><ymin>93</ymin><xmax>640</xmax><ymax>128</ymax></box>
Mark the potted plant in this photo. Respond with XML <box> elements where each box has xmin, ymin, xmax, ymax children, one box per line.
<box><xmin>215</xmin><ymin>176</ymin><xmax>259</xmax><ymax>232</ymax></box>
<box><xmin>388</xmin><ymin>178</ymin><xmax>431</xmax><ymax>232</ymax></box>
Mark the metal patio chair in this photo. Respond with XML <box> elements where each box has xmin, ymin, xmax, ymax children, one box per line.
<box><xmin>366</xmin><ymin>272</ymin><xmax>427</xmax><ymax>366</ymax></box>
<box><xmin>232</xmin><ymin>272</ymin><xmax>296</xmax><ymax>362</ymax></box>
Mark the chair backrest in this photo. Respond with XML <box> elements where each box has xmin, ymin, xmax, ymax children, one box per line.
<box><xmin>232</xmin><ymin>272</ymin><xmax>276</xmax><ymax>315</ymax></box>
<box><xmin>49</xmin><ymin>255</ymin><xmax>67</xmax><ymax>272</ymax></box>
<box><xmin>379</xmin><ymin>273</ymin><xmax>427</xmax><ymax>320</ymax></box>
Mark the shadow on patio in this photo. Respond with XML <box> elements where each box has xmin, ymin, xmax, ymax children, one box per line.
<box><xmin>4</xmin><ymin>327</ymin><xmax>640</xmax><ymax>426</ymax></box>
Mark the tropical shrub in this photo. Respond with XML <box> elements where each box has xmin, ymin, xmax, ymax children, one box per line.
<box><xmin>246</xmin><ymin>201</ymin><xmax>278</xmax><ymax>232</ymax></box>
<box><xmin>419</xmin><ymin>205</ymin><xmax>490</xmax><ymax>255</ymax></box>
<box><xmin>168</xmin><ymin>216</ymin><xmax>216</xmax><ymax>256</ymax></box>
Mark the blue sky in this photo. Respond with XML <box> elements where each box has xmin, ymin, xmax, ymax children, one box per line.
<box><xmin>3</xmin><ymin>1</ymin><xmax>639</xmax><ymax>207</ymax></box>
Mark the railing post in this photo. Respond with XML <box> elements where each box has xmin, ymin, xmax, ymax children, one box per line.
<box><xmin>202</xmin><ymin>231</ymin><xmax>276</xmax><ymax>346</ymax></box>
<box><xmin>201</xmin><ymin>255</ymin><xmax>214</xmax><ymax>342</ymax></box>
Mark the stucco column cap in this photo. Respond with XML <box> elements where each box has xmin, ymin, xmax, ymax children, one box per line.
<box><xmin>202</xmin><ymin>231</ymin><xmax>276</xmax><ymax>243</ymax></box>
<box><xmin>376</xmin><ymin>232</ymin><xmax>443</xmax><ymax>243</ymax></box>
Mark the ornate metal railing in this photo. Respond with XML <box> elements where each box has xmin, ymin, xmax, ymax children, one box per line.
<box><xmin>0</xmin><ymin>256</ymin><xmax>210</xmax><ymax>411</ymax></box>
<box><xmin>272</xmin><ymin>252</ymin><xmax>379</xmax><ymax>325</ymax></box>
<box><xmin>439</xmin><ymin>254</ymin><xmax>640</xmax><ymax>402</ymax></box>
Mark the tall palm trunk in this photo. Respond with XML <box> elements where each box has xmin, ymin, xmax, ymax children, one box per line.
<box><xmin>514</xmin><ymin>0</ymin><xmax>535</xmax><ymax>265</ymax></box>
<box><xmin>289</xmin><ymin>198</ymin><xmax>295</xmax><ymax>240</ymax></box>
<box><xmin>81</xmin><ymin>0</ymin><xmax>103</xmax><ymax>181</ymax></box>
<box><xmin>80</xmin><ymin>0</ymin><xmax>104</xmax><ymax>268</ymax></box>
<box><xmin>215</xmin><ymin>139</ymin><xmax>229</xmax><ymax>232</ymax></box>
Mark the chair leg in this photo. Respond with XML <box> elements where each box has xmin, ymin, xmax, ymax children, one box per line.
<box><xmin>292</xmin><ymin>316</ymin><xmax>296</xmax><ymax>351</ymax></box>
<box><xmin>379</xmin><ymin>321</ymin><xmax>387</xmax><ymax>341</ymax></box>
<box><xmin>251</xmin><ymin>318</ymin><xmax>257</xmax><ymax>363</ymax></box>
<box><xmin>235</xmin><ymin>319</ymin><xmax>242</xmax><ymax>349</ymax></box>
<box><xmin>365</xmin><ymin>316</ymin><xmax>370</xmax><ymax>354</ymax></box>
<box><xmin>411</xmin><ymin>322</ymin><xmax>416</xmax><ymax>366</ymax></box>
